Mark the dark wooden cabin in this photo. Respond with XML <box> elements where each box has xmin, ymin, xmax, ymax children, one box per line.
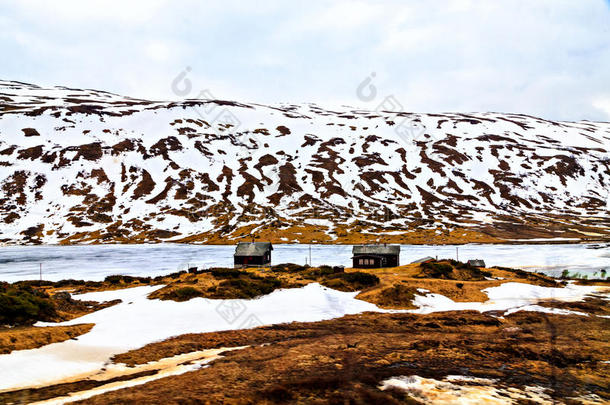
<box><xmin>234</xmin><ymin>242</ymin><xmax>273</xmax><ymax>267</ymax></box>
<box><xmin>352</xmin><ymin>244</ymin><xmax>400</xmax><ymax>268</ymax></box>
<box><xmin>467</xmin><ymin>259</ymin><xmax>486</xmax><ymax>268</ymax></box>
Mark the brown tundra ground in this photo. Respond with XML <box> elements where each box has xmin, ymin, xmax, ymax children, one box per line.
<box><xmin>1</xmin><ymin>263</ymin><xmax>608</xmax><ymax>404</ymax></box>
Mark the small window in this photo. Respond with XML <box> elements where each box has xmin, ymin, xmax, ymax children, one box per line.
<box><xmin>359</xmin><ymin>258</ymin><xmax>365</xmax><ymax>265</ymax></box>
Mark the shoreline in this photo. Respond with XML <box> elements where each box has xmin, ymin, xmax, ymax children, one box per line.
<box><xmin>1</xmin><ymin>237</ymin><xmax>609</xmax><ymax>248</ymax></box>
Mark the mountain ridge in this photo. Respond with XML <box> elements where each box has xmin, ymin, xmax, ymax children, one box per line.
<box><xmin>1</xmin><ymin>80</ymin><xmax>609</xmax><ymax>245</ymax></box>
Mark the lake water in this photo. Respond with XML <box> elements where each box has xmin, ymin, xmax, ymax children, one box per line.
<box><xmin>0</xmin><ymin>243</ymin><xmax>608</xmax><ymax>282</ymax></box>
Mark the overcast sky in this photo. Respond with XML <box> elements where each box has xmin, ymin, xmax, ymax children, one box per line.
<box><xmin>1</xmin><ymin>0</ymin><xmax>609</xmax><ymax>121</ymax></box>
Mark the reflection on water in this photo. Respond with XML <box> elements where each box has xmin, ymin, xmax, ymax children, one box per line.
<box><xmin>0</xmin><ymin>243</ymin><xmax>608</xmax><ymax>282</ymax></box>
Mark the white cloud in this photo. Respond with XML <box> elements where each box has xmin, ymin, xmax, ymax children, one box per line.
<box><xmin>143</xmin><ymin>41</ymin><xmax>178</xmax><ymax>62</ymax></box>
<box><xmin>308</xmin><ymin>1</ymin><xmax>384</xmax><ymax>30</ymax></box>
<box><xmin>14</xmin><ymin>0</ymin><xmax>168</xmax><ymax>23</ymax></box>
<box><xmin>0</xmin><ymin>0</ymin><xmax>609</xmax><ymax>121</ymax></box>
<box><xmin>592</xmin><ymin>97</ymin><xmax>610</xmax><ymax>120</ymax></box>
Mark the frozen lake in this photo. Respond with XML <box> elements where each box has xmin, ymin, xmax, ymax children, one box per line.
<box><xmin>0</xmin><ymin>243</ymin><xmax>608</xmax><ymax>282</ymax></box>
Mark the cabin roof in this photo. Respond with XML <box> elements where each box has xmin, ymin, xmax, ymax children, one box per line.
<box><xmin>411</xmin><ymin>256</ymin><xmax>435</xmax><ymax>264</ymax></box>
<box><xmin>234</xmin><ymin>242</ymin><xmax>273</xmax><ymax>256</ymax></box>
<box><xmin>467</xmin><ymin>259</ymin><xmax>486</xmax><ymax>267</ymax></box>
<box><xmin>352</xmin><ymin>244</ymin><xmax>400</xmax><ymax>255</ymax></box>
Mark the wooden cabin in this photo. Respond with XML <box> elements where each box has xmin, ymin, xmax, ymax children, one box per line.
<box><xmin>234</xmin><ymin>242</ymin><xmax>273</xmax><ymax>267</ymax></box>
<box><xmin>352</xmin><ymin>244</ymin><xmax>400</xmax><ymax>268</ymax></box>
<box><xmin>467</xmin><ymin>259</ymin><xmax>486</xmax><ymax>268</ymax></box>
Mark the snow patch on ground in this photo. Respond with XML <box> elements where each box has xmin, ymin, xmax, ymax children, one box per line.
<box><xmin>379</xmin><ymin>375</ymin><xmax>557</xmax><ymax>404</ymax></box>
<box><xmin>0</xmin><ymin>283</ymin><xmax>379</xmax><ymax>391</ymax></box>
<box><xmin>34</xmin><ymin>348</ymin><xmax>240</xmax><ymax>405</ymax></box>
<box><xmin>408</xmin><ymin>282</ymin><xmax>604</xmax><ymax>315</ymax></box>
<box><xmin>0</xmin><ymin>281</ymin><xmax>606</xmax><ymax>393</ymax></box>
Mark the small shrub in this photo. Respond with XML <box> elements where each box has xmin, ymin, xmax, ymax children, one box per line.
<box><xmin>338</xmin><ymin>272</ymin><xmax>379</xmax><ymax>286</ymax></box>
<box><xmin>57</xmin><ymin>279</ymin><xmax>86</xmax><ymax>287</ymax></box>
<box><xmin>214</xmin><ymin>277</ymin><xmax>281</xmax><ymax>299</ymax></box>
<box><xmin>377</xmin><ymin>284</ymin><xmax>417</xmax><ymax>307</ymax></box>
<box><xmin>169</xmin><ymin>271</ymin><xmax>186</xmax><ymax>279</ymax></box>
<box><xmin>210</xmin><ymin>268</ymin><xmax>247</xmax><ymax>279</ymax></box>
<box><xmin>0</xmin><ymin>283</ymin><xmax>57</xmax><ymax>326</ymax></box>
<box><xmin>448</xmin><ymin>259</ymin><xmax>475</xmax><ymax>270</ymax></box>
<box><xmin>419</xmin><ymin>262</ymin><xmax>453</xmax><ymax>279</ymax></box>
<box><xmin>322</xmin><ymin>272</ymin><xmax>380</xmax><ymax>291</ymax></box>
<box><xmin>322</xmin><ymin>278</ymin><xmax>351</xmax><ymax>291</ymax></box>
<box><xmin>14</xmin><ymin>280</ymin><xmax>54</xmax><ymax>288</ymax></box>
<box><xmin>105</xmin><ymin>275</ymin><xmax>123</xmax><ymax>285</ymax></box>
<box><xmin>85</xmin><ymin>281</ymin><xmax>104</xmax><ymax>288</ymax></box>
<box><xmin>303</xmin><ymin>265</ymin><xmax>345</xmax><ymax>279</ymax></box>
<box><xmin>102</xmin><ymin>275</ymin><xmax>152</xmax><ymax>285</ymax></box>
<box><xmin>270</xmin><ymin>263</ymin><xmax>308</xmax><ymax>272</ymax></box>
<box><xmin>169</xmin><ymin>287</ymin><xmax>203</xmax><ymax>302</ymax></box>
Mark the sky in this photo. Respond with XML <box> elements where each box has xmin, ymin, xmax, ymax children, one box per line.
<box><xmin>1</xmin><ymin>0</ymin><xmax>609</xmax><ymax>121</ymax></box>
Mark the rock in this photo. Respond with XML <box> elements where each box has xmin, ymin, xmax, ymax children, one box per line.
<box><xmin>21</xmin><ymin>128</ymin><xmax>40</xmax><ymax>137</ymax></box>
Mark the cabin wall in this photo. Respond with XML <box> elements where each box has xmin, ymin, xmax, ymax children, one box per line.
<box><xmin>385</xmin><ymin>254</ymin><xmax>399</xmax><ymax>267</ymax></box>
<box><xmin>233</xmin><ymin>251</ymin><xmax>272</xmax><ymax>266</ymax></box>
<box><xmin>353</xmin><ymin>256</ymin><xmax>382</xmax><ymax>268</ymax></box>
<box><xmin>352</xmin><ymin>254</ymin><xmax>399</xmax><ymax>269</ymax></box>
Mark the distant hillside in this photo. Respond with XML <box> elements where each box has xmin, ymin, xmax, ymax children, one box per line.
<box><xmin>0</xmin><ymin>80</ymin><xmax>609</xmax><ymax>244</ymax></box>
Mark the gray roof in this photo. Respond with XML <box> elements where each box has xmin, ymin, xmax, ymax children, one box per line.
<box><xmin>467</xmin><ymin>259</ymin><xmax>486</xmax><ymax>267</ymax></box>
<box><xmin>411</xmin><ymin>256</ymin><xmax>435</xmax><ymax>264</ymax></box>
<box><xmin>234</xmin><ymin>242</ymin><xmax>273</xmax><ymax>256</ymax></box>
<box><xmin>352</xmin><ymin>244</ymin><xmax>400</xmax><ymax>255</ymax></box>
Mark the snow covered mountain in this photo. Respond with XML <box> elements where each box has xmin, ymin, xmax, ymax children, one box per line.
<box><xmin>1</xmin><ymin>80</ymin><xmax>609</xmax><ymax>245</ymax></box>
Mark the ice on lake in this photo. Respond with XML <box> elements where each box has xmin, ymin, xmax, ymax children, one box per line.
<box><xmin>0</xmin><ymin>243</ymin><xmax>608</xmax><ymax>282</ymax></box>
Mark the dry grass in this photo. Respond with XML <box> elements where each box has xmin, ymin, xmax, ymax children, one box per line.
<box><xmin>146</xmin><ymin>262</ymin><xmax>517</xmax><ymax>306</ymax></box>
<box><xmin>147</xmin><ymin>268</ymin><xmax>308</xmax><ymax>301</ymax></box>
<box><xmin>351</xmin><ymin>263</ymin><xmax>559</xmax><ymax>306</ymax></box>
<box><xmin>41</xmin><ymin>262</ymin><xmax>561</xmax><ymax>312</ymax></box>
<box><xmin>172</xmin><ymin>224</ymin><xmax>503</xmax><ymax>245</ymax></box>
<box><xmin>0</xmin><ymin>324</ymin><xmax>94</xmax><ymax>354</ymax></box>
<box><xmin>59</xmin><ymin>211</ymin><xmax>509</xmax><ymax>245</ymax></box>
<box><xmin>74</xmin><ymin>307</ymin><xmax>610</xmax><ymax>404</ymax></box>
<box><xmin>1</xmin><ymin>262</ymin><xmax>604</xmax><ymax>404</ymax></box>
